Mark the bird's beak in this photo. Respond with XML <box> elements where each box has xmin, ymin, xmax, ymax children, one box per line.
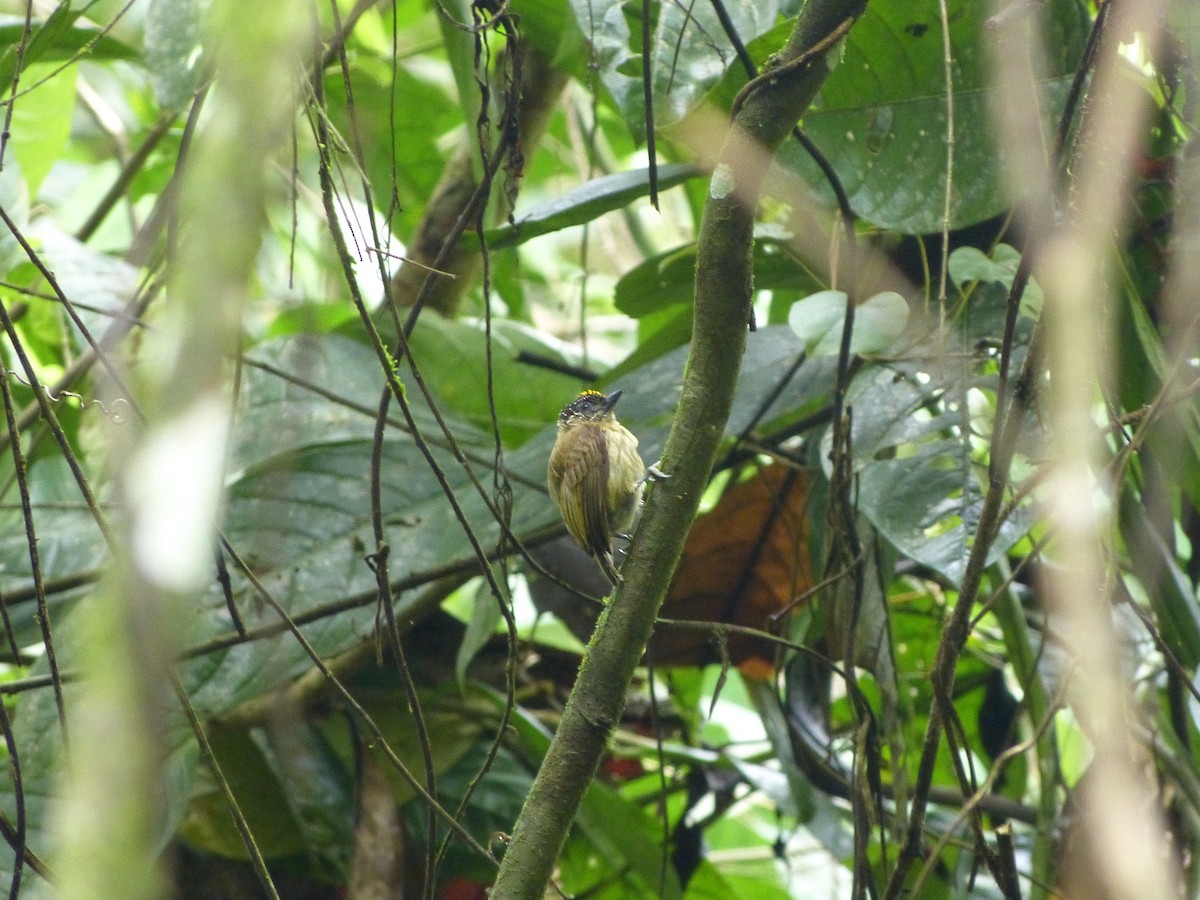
<box><xmin>603</xmin><ymin>390</ymin><xmax>622</xmax><ymax>413</ymax></box>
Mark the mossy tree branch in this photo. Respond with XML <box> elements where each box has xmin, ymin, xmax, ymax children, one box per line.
<box><xmin>490</xmin><ymin>3</ymin><xmax>868</xmax><ymax>896</ymax></box>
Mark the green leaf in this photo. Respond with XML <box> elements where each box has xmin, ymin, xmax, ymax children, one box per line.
<box><xmin>508</xmin><ymin>0</ymin><xmax>586</xmax><ymax>69</ymax></box>
<box><xmin>1113</xmin><ymin>248</ymin><xmax>1200</xmax><ymax>514</ymax></box>
<box><xmin>0</xmin><ymin>682</ymin><xmax>68</xmax><ymax>890</ymax></box>
<box><xmin>615</xmin><ymin>243</ymin><xmax>699</xmax><ymax>314</ymax></box>
<box><xmin>438</xmin><ymin>0</ymin><xmax>486</xmax><ymax>162</ymax></box>
<box><xmin>0</xmin><ymin>8</ymin><xmax>135</xmax><ymax>93</ymax></box>
<box><xmin>322</xmin><ymin>54</ymin><xmax>459</xmax><ymax>242</ymax></box>
<box><xmin>144</xmin><ymin>0</ymin><xmax>202</xmax><ymax>111</ymax></box>
<box><xmin>650</xmin><ymin>0</ymin><xmax>778</xmax><ymax>128</ymax></box>
<box><xmin>604</xmin><ymin>303</ymin><xmax>694</xmax><ymax>383</ymax></box>
<box><xmin>787</xmin><ymin>0</ymin><xmax>1088</xmax><ymax>231</ymax></box>
<box><xmin>0</xmin><ymin>328</ymin><xmax>835</xmax><ymax>727</ymax></box>
<box><xmin>250</xmin><ymin>725</ymin><xmax>354</xmax><ymax>878</ymax></box>
<box><xmin>787</xmin><ymin>289</ymin><xmax>909</xmax><ymax>356</ymax></box>
<box><xmin>456</xmin><ymin>574</ymin><xmax>505</xmax><ymax>689</ymax></box>
<box><xmin>180</xmin><ymin>726</ymin><xmax>311</xmax><ymax>860</ymax></box>
<box><xmin>0</xmin><ymin>164</ymin><xmax>27</xmax><ymax>271</ymax></box>
<box><xmin>9</xmin><ymin>61</ymin><xmax>77</xmax><ymax>195</ymax></box>
<box><xmin>605</xmin><ymin>324</ymin><xmax>837</xmax><ymax>456</ymax></box>
<box><xmin>1169</xmin><ymin>2</ymin><xmax>1200</xmax><ymax>80</ymax></box>
<box><xmin>0</xmin><ymin>16</ymin><xmax>136</xmax><ymax>69</ymax></box>
<box><xmin>948</xmin><ymin>243</ymin><xmax>1042</xmax><ymax>317</ymax></box>
<box><xmin>0</xmin><ymin>457</ymin><xmax>107</xmax><ymax>646</ymax></box>
<box><xmin>684</xmin><ymin>861</ymin><xmax>789</xmax><ymax>900</ymax></box>
<box><xmin>692</xmin><ymin>867</ymin><xmax>793</xmax><ymax>900</ymax></box>
<box><xmin>566</xmin><ymin>0</ymin><xmax>642</xmax><ymax>139</ymax></box>
<box><xmin>264</xmin><ymin>301</ymin><xmax>360</xmax><ymax>338</ymax></box>
<box><xmin>403</xmin><ymin>315</ymin><xmax>585</xmax><ymax>445</ymax></box>
<box><xmin>0</xmin><ymin>663</ymin><xmax>199</xmax><ymax>891</ymax></box>
<box><xmin>1054</xmin><ymin>708</ymin><xmax>1093</xmax><ymax>789</ymax></box>
<box><xmin>473</xmin><ymin>163</ymin><xmax>701</xmax><ymax>249</ymax></box>
<box><xmin>358</xmin><ymin>688</ymin><xmax>493</xmax><ymax>810</ymax></box>
<box><xmin>1119</xmin><ymin>495</ymin><xmax>1200</xmax><ymax>670</ymax></box>
<box><xmin>29</xmin><ymin>219</ymin><xmax>141</xmax><ymax>339</ymax></box>
<box><xmin>744</xmin><ymin>677</ymin><xmax>814</xmax><ymax>822</ymax></box>
<box><xmin>405</xmin><ymin>737</ymin><xmax>532</xmax><ymax>883</ymax></box>
<box><xmin>687</xmin><ymin>17</ymin><xmax>804</xmax><ymax>115</ymax></box>
<box><xmin>615</xmin><ymin>236</ymin><xmax>824</xmax><ymax>317</ymax></box>
<box><xmin>948</xmin><ymin>245</ymin><xmax>1009</xmax><ymax>288</ymax></box>
<box><xmin>833</xmin><ymin>364</ymin><xmax>1036</xmax><ymax>586</ymax></box>
<box><xmin>569</xmin><ymin>0</ymin><xmax>781</xmax><ymax>140</ymax></box>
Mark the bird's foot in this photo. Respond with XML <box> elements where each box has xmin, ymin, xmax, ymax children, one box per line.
<box><xmin>639</xmin><ymin>459</ymin><xmax>669</xmax><ymax>486</ymax></box>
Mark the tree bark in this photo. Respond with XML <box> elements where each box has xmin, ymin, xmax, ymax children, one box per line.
<box><xmin>490</xmin><ymin>3</ymin><xmax>868</xmax><ymax>896</ymax></box>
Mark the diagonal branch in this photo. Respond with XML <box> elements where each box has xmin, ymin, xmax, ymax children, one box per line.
<box><xmin>490</xmin><ymin>3</ymin><xmax>867</xmax><ymax>896</ymax></box>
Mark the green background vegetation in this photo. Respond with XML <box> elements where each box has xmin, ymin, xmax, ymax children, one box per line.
<box><xmin>0</xmin><ymin>0</ymin><xmax>1195</xmax><ymax>897</ymax></box>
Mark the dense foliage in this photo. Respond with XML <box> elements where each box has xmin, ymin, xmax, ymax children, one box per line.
<box><xmin>0</xmin><ymin>0</ymin><xmax>1196</xmax><ymax>898</ymax></box>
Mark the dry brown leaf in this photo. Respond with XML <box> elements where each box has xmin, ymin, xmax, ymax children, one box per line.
<box><xmin>652</xmin><ymin>465</ymin><xmax>814</xmax><ymax>669</ymax></box>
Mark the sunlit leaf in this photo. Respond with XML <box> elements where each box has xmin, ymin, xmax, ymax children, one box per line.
<box><xmin>9</xmin><ymin>62</ymin><xmax>76</xmax><ymax>195</ymax></box>
<box><xmin>787</xmin><ymin>289</ymin><xmax>909</xmax><ymax>356</ymax></box>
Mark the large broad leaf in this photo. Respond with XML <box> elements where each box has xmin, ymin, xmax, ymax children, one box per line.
<box><xmin>693</xmin><ymin>0</ymin><xmax>1089</xmax><ymax>233</ymax></box>
<box><xmin>807</xmin><ymin>241</ymin><xmax>1043</xmax><ymax>586</ymax></box>
<box><xmin>789</xmin><ymin>0</ymin><xmax>1089</xmax><ymax>231</ymax></box>
<box><xmin>0</xmin><ymin>326</ymin><xmax>841</xmax><ymax>889</ymax></box>
<box><xmin>827</xmin><ymin>363</ymin><xmax>1036</xmax><ymax>587</ymax></box>
<box><xmin>0</xmin><ymin>653</ymin><xmax>200</xmax><ymax>899</ymax></box>
<box><xmin>0</xmin><ymin>457</ymin><xmax>108</xmax><ymax>647</ymax></box>
<box><xmin>402</xmin><ymin>316</ymin><xmax>586</xmax><ymax>445</ymax></box>
<box><xmin>211</xmin><ymin>335</ymin><xmax>557</xmax><ymax>684</ymax></box>
<box><xmin>179</xmin><ymin>723</ymin><xmax>354</xmax><ymax>877</ymax></box>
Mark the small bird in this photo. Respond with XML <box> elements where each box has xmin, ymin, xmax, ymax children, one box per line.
<box><xmin>547</xmin><ymin>389</ymin><xmax>658</xmax><ymax>584</ymax></box>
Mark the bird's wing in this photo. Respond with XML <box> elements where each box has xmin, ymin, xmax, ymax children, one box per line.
<box><xmin>549</xmin><ymin>422</ymin><xmax>612</xmax><ymax>560</ymax></box>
